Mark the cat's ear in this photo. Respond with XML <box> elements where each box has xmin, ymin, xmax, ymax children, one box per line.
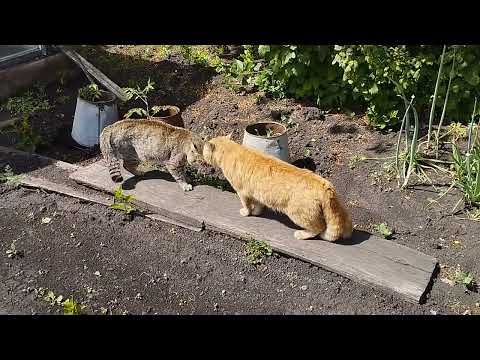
<box><xmin>225</xmin><ymin>132</ymin><xmax>233</xmax><ymax>140</ymax></box>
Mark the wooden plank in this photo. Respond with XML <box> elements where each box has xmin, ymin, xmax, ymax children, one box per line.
<box><xmin>0</xmin><ymin>145</ymin><xmax>80</xmax><ymax>172</ymax></box>
<box><xmin>69</xmin><ymin>161</ymin><xmax>438</xmax><ymax>303</ymax></box>
<box><xmin>19</xmin><ymin>175</ymin><xmax>203</xmax><ymax>232</ymax></box>
<box><xmin>58</xmin><ymin>46</ymin><xmax>129</xmax><ymax>102</ymax></box>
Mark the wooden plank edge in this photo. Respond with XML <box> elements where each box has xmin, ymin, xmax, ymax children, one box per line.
<box><xmin>69</xmin><ymin>172</ymin><xmax>204</xmax><ymax>231</ymax></box>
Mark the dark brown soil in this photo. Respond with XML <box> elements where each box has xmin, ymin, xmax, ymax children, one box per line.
<box><xmin>1</xmin><ymin>46</ymin><xmax>479</xmax><ymax>315</ymax></box>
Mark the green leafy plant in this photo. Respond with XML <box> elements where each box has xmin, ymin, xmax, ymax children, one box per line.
<box><xmin>245</xmin><ymin>238</ymin><xmax>273</xmax><ymax>265</ymax></box>
<box><xmin>123</xmin><ymin>78</ymin><xmax>168</xmax><ymax>119</ymax></box>
<box><xmin>448</xmin><ymin>266</ymin><xmax>477</xmax><ymax>291</ymax></box>
<box><xmin>15</xmin><ymin>115</ymin><xmax>44</xmax><ymax>152</ymax></box>
<box><xmin>1</xmin><ymin>88</ymin><xmax>52</xmax><ymax>116</ymax></box>
<box><xmin>110</xmin><ymin>187</ymin><xmax>135</xmax><ymax>215</ymax></box>
<box><xmin>373</xmin><ymin>223</ymin><xmax>394</xmax><ymax>239</ymax></box>
<box><xmin>78</xmin><ymin>83</ymin><xmax>102</xmax><ymax>102</ymax></box>
<box><xmin>451</xmin><ymin>98</ymin><xmax>480</xmax><ymax>208</ymax></box>
<box><xmin>63</xmin><ymin>298</ymin><xmax>82</xmax><ymax>315</ymax></box>
<box><xmin>43</xmin><ymin>290</ymin><xmax>83</xmax><ymax>314</ymax></box>
<box><xmin>0</xmin><ymin>165</ymin><xmax>23</xmax><ymax>188</ymax></box>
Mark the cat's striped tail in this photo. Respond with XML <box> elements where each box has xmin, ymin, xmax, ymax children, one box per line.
<box><xmin>99</xmin><ymin>126</ymin><xmax>123</xmax><ymax>183</ymax></box>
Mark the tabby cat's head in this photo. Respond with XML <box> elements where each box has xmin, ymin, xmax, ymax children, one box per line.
<box><xmin>186</xmin><ymin>135</ymin><xmax>205</xmax><ymax>166</ymax></box>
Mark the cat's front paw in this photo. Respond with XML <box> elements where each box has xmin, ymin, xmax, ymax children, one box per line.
<box><xmin>239</xmin><ymin>208</ymin><xmax>250</xmax><ymax>217</ymax></box>
<box><xmin>180</xmin><ymin>183</ymin><xmax>193</xmax><ymax>192</ymax></box>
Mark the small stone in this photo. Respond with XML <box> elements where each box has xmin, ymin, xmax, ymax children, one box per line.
<box><xmin>213</xmin><ymin>303</ymin><xmax>219</xmax><ymax>311</ymax></box>
<box><xmin>429</xmin><ymin>309</ymin><xmax>437</xmax><ymax>315</ymax></box>
<box><xmin>221</xmin><ymin>290</ymin><xmax>226</xmax><ymax>296</ymax></box>
<box><xmin>300</xmin><ymin>285</ymin><xmax>308</xmax><ymax>291</ymax></box>
<box><xmin>163</xmin><ymin>273</ymin><xmax>169</xmax><ymax>280</ymax></box>
<box><xmin>462</xmin><ymin>309</ymin><xmax>471</xmax><ymax>315</ymax></box>
<box><xmin>135</xmin><ymin>293</ymin><xmax>143</xmax><ymax>300</ymax></box>
<box><xmin>94</xmin><ymin>271</ymin><xmax>101</xmax><ymax>277</ymax></box>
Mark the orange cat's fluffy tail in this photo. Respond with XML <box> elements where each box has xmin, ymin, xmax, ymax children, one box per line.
<box><xmin>320</xmin><ymin>188</ymin><xmax>353</xmax><ymax>242</ymax></box>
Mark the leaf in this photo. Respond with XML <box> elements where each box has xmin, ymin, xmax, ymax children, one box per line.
<box><xmin>110</xmin><ymin>203</ymin><xmax>126</xmax><ymax>211</ymax></box>
<box><xmin>41</xmin><ymin>217</ymin><xmax>52</xmax><ymax>224</ymax></box>
<box><xmin>63</xmin><ymin>298</ymin><xmax>81</xmax><ymax>315</ymax></box>
<box><xmin>374</xmin><ymin>223</ymin><xmax>393</xmax><ymax>239</ymax></box>
<box><xmin>368</xmin><ymin>83</ymin><xmax>379</xmax><ymax>95</ymax></box>
<box><xmin>258</xmin><ymin>45</ymin><xmax>270</xmax><ymax>57</ymax></box>
<box><xmin>463</xmin><ymin>273</ymin><xmax>474</xmax><ymax>285</ymax></box>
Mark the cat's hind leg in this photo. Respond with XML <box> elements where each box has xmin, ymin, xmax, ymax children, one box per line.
<box><xmin>251</xmin><ymin>201</ymin><xmax>265</xmax><ymax>216</ymax></box>
<box><xmin>287</xmin><ymin>210</ymin><xmax>326</xmax><ymax>240</ymax></box>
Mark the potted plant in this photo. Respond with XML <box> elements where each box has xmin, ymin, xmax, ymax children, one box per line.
<box><xmin>122</xmin><ymin>78</ymin><xmax>184</xmax><ymax>128</ymax></box>
<box><xmin>242</xmin><ymin>121</ymin><xmax>290</xmax><ymax>162</ymax></box>
<box><xmin>71</xmin><ymin>83</ymin><xmax>119</xmax><ymax>148</ymax></box>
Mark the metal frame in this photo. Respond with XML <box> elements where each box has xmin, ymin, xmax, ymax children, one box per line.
<box><xmin>0</xmin><ymin>45</ymin><xmax>52</xmax><ymax>70</ymax></box>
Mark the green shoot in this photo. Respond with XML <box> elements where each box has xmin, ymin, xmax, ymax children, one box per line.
<box><xmin>110</xmin><ymin>187</ymin><xmax>135</xmax><ymax>215</ymax></box>
<box><xmin>245</xmin><ymin>239</ymin><xmax>272</xmax><ymax>265</ymax></box>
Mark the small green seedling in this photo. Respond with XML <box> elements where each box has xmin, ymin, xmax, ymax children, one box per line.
<box><xmin>63</xmin><ymin>298</ymin><xmax>82</xmax><ymax>315</ymax></box>
<box><xmin>374</xmin><ymin>223</ymin><xmax>394</xmax><ymax>239</ymax></box>
<box><xmin>123</xmin><ymin>78</ymin><xmax>162</xmax><ymax>119</ymax></box>
<box><xmin>43</xmin><ymin>289</ymin><xmax>84</xmax><ymax>314</ymax></box>
<box><xmin>0</xmin><ymin>165</ymin><xmax>23</xmax><ymax>188</ymax></box>
<box><xmin>450</xmin><ymin>267</ymin><xmax>477</xmax><ymax>291</ymax></box>
<box><xmin>348</xmin><ymin>155</ymin><xmax>367</xmax><ymax>169</ymax></box>
<box><xmin>110</xmin><ymin>187</ymin><xmax>135</xmax><ymax>215</ymax></box>
<box><xmin>78</xmin><ymin>83</ymin><xmax>102</xmax><ymax>102</ymax></box>
<box><xmin>245</xmin><ymin>239</ymin><xmax>272</xmax><ymax>265</ymax></box>
<box><xmin>280</xmin><ymin>113</ymin><xmax>297</xmax><ymax>129</ymax></box>
<box><xmin>5</xmin><ymin>239</ymin><xmax>23</xmax><ymax>259</ymax></box>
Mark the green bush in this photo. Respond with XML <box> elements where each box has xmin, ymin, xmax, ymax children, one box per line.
<box><xmin>222</xmin><ymin>45</ymin><xmax>480</xmax><ymax>129</ymax></box>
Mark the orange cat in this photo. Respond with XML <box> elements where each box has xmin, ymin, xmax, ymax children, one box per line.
<box><xmin>203</xmin><ymin>135</ymin><xmax>352</xmax><ymax>241</ymax></box>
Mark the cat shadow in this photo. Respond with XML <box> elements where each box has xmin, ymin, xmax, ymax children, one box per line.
<box><xmin>259</xmin><ymin>210</ymin><xmax>370</xmax><ymax>245</ymax></box>
<box><xmin>121</xmin><ymin>170</ymin><xmax>176</xmax><ymax>190</ymax></box>
<box><xmin>291</xmin><ymin>157</ymin><xmax>317</xmax><ymax>172</ymax></box>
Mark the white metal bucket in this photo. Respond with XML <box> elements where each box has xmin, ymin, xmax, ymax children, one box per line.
<box><xmin>242</xmin><ymin>121</ymin><xmax>290</xmax><ymax>163</ymax></box>
<box><xmin>71</xmin><ymin>90</ymin><xmax>118</xmax><ymax>147</ymax></box>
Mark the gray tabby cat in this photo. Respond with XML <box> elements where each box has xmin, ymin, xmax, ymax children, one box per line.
<box><xmin>99</xmin><ymin>119</ymin><xmax>204</xmax><ymax>191</ymax></box>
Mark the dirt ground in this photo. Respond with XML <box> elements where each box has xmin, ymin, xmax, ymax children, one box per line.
<box><xmin>1</xmin><ymin>45</ymin><xmax>479</xmax><ymax>315</ymax></box>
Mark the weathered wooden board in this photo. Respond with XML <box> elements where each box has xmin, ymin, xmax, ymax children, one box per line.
<box><xmin>59</xmin><ymin>46</ymin><xmax>129</xmax><ymax>102</ymax></box>
<box><xmin>69</xmin><ymin>161</ymin><xmax>438</xmax><ymax>303</ymax></box>
<box><xmin>19</xmin><ymin>175</ymin><xmax>203</xmax><ymax>232</ymax></box>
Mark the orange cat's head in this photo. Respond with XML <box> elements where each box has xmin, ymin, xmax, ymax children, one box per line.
<box><xmin>202</xmin><ymin>133</ymin><xmax>233</xmax><ymax>166</ymax></box>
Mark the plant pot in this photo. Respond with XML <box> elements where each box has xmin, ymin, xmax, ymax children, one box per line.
<box><xmin>243</xmin><ymin>121</ymin><xmax>290</xmax><ymax>163</ymax></box>
<box><xmin>149</xmin><ymin>105</ymin><xmax>184</xmax><ymax>128</ymax></box>
<box><xmin>71</xmin><ymin>90</ymin><xmax>118</xmax><ymax>148</ymax></box>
